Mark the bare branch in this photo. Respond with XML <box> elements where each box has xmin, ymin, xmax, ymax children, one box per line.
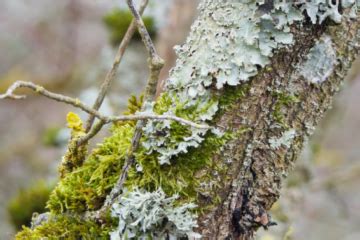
<box><xmin>85</xmin><ymin>0</ymin><xmax>149</xmax><ymax>132</ymax></box>
<box><xmin>102</xmin><ymin>0</ymin><xmax>166</xmax><ymax>210</ymax></box>
<box><xmin>77</xmin><ymin>120</ymin><xmax>106</xmax><ymax>146</ymax></box>
<box><xmin>0</xmin><ymin>81</ymin><xmax>104</xmax><ymax>118</ymax></box>
<box><xmin>126</xmin><ymin>0</ymin><xmax>159</xmax><ymax>60</ymax></box>
<box><xmin>0</xmin><ymin>81</ymin><xmax>209</xmax><ymax>130</ymax></box>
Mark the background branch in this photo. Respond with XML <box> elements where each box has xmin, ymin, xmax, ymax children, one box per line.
<box><xmin>102</xmin><ymin>0</ymin><xmax>165</xmax><ymax>210</ymax></box>
<box><xmin>84</xmin><ymin>0</ymin><xmax>149</xmax><ymax>132</ymax></box>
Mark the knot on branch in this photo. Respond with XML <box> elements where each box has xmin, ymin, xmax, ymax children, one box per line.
<box><xmin>0</xmin><ymin>80</ymin><xmax>28</xmax><ymax>100</ymax></box>
<box><xmin>148</xmin><ymin>56</ymin><xmax>165</xmax><ymax>70</ymax></box>
<box><xmin>232</xmin><ymin>203</ymin><xmax>276</xmax><ymax>237</ymax></box>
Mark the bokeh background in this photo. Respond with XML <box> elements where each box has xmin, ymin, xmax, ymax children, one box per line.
<box><xmin>0</xmin><ymin>1</ymin><xmax>359</xmax><ymax>239</ymax></box>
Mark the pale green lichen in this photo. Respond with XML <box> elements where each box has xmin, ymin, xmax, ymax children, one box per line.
<box><xmin>110</xmin><ymin>188</ymin><xmax>200</xmax><ymax>240</ymax></box>
<box><xmin>298</xmin><ymin>35</ymin><xmax>337</xmax><ymax>84</ymax></box>
<box><xmin>143</xmin><ymin>0</ymin><xmax>357</xmax><ymax>163</ymax></box>
<box><xmin>140</xmin><ymin>93</ymin><xmax>219</xmax><ymax>165</ymax></box>
<box><xmin>145</xmin><ymin>1</ymin><xmax>303</xmax><ymax>164</ymax></box>
<box><xmin>269</xmin><ymin>129</ymin><xmax>297</xmax><ymax>150</ymax></box>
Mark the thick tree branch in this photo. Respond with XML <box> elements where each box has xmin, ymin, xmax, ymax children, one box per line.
<box><xmin>197</xmin><ymin>10</ymin><xmax>360</xmax><ymax>240</ymax></box>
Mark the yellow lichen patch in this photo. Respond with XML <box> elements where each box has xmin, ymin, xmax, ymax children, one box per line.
<box><xmin>59</xmin><ymin>112</ymin><xmax>87</xmax><ymax>178</ymax></box>
<box><xmin>66</xmin><ymin>112</ymin><xmax>84</xmax><ymax>132</ymax></box>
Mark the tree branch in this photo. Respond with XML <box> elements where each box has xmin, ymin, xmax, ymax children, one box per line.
<box><xmin>0</xmin><ymin>81</ymin><xmax>209</xmax><ymax>131</ymax></box>
<box><xmin>84</xmin><ymin>0</ymin><xmax>149</xmax><ymax>132</ymax></box>
<box><xmin>101</xmin><ymin>0</ymin><xmax>165</xmax><ymax>211</ymax></box>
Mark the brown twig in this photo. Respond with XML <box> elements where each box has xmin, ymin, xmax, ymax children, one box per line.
<box><xmin>84</xmin><ymin>0</ymin><xmax>149</xmax><ymax>133</ymax></box>
<box><xmin>0</xmin><ymin>81</ymin><xmax>209</xmax><ymax>131</ymax></box>
<box><xmin>102</xmin><ymin>0</ymin><xmax>165</xmax><ymax>210</ymax></box>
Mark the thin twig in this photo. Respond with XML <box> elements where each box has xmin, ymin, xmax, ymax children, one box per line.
<box><xmin>85</xmin><ymin>0</ymin><xmax>149</xmax><ymax>132</ymax></box>
<box><xmin>126</xmin><ymin>0</ymin><xmax>158</xmax><ymax>60</ymax></box>
<box><xmin>102</xmin><ymin>0</ymin><xmax>165</xmax><ymax>210</ymax></box>
<box><xmin>0</xmin><ymin>81</ymin><xmax>209</xmax><ymax>130</ymax></box>
<box><xmin>0</xmin><ymin>81</ymin><xmax>103</xmax><ymax>117</ymax></box>
<box><xmin>77</xmin><ymin>120</ymin><xmax>106</xmax><ymax>146</ymax></box>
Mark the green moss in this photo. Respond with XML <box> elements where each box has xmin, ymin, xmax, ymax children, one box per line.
<box><xmin>154</xmin><ymin>92</ymin><xmax>218</xmax><ymax>121</ymax></box>
<box><xmin>103</xmin><ymin>9</ymin><xmax>156</xmax><ymax>46</ymax></box>
<box><xmin>123</xmin><ymin>94</ymin><xmax>144</xmax><ymax>116</ymax></box>
<box><xmin>46</xmin><ymin>92</ymin><xmax>232</xmax><ymax>214</ymax></box>
<box><xmin>47</xmin><ymin>124</ymin><xmax>134</xmax><ymax>213</ymax></box>
<box><xmin>271</xmin><ymin>91</ymin><xmax>299</xmax><ymax>127</ymax></box>
<box><xmin>122</xmin><ymin>93</ymin><xmax>233</xmax><ymax>206</ymax></box>
<box><xmin>40</xmin><ymin>91</ymin><xmax>236</xmax><ymax>235</ymax></box>
<box><xmin>127</xmin><ymin>130</ymin><xmax>232</xmax><ymax>204</ymax></box>
<box><xmin>8</xmin><ymin>181</ymin><xmax>53</xmax><ymax>230</ymax></box>
<box><xmin>15</xmin><ymin>215</ymin><xmax>110</xmax><ymax>240</ymax></box>
<box><xmin>213</xmin><ymin>84</ymin><xmax>251</xmax><ymax>122</ymax></box>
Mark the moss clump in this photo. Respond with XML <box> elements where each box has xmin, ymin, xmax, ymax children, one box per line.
<box><xmin>123</xmin><ymin>94</ymin><xmax>144</xmax><ymax>116</ymax></box>
<box><xmin>103</xmin><ymin>9</ymin><xmax>156</xmax><ymax>46</ymax></box>
<box><xmin>124</xmin><ymin>93</ymin><xmax>233</xmax><ymax>205</ymax></box>
<box><xmin>15</xmin><ymin>215</ymin><xmax>110</xmax><ymax>240</ymax></box>
<box><xmin>47</xmin><ymin>124</ymin><xmax>134</xmax><ymax>213</ymax></box>
<box><xmin>46</xmin><ymin>92</ymin><xmax>231</xmax><ymax>214</ymax></box>
<box><xmin>37</xmin><ymin>90</ymin><xmax>234</xmax><ymax>237</ymax></box>
<box><xmin>7</xmin><ymin>181</ymin><xmax>53</xmax><ymax>230</ymax></box>
<box><xmin>127</xmin><ymin>130</ymin><xmax>232</xmax><ymax>204</ymax></box>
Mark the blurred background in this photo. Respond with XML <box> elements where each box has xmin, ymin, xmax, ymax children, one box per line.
<box><xmin>0</xmin><ymin>1</ymin><xmax>359</xmax><ymax>239</ymax></box>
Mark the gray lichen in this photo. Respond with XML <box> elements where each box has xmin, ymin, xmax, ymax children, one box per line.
<box><xmin>298</xmin><ymin>35</ymin><xmax>337</xmax><ymax>84</ymax></box>
<box><xmin>110</xmin><ymin>188</ymin><xmax>200</xmax><ymax>239</ymax></box>
<box><xmin>141</xmin><ymin>1</ymin><xmax>357</xmax><ymax>165</ymax></box>
<box><xmin>268</xmin><ymin>129</ymin><xmax>297</xmax><ymax>150</ymax></box>
<box><xmin>140</xmin><ymin>94</ymin><xmax>218</xmax><ymax>165</ymax></box>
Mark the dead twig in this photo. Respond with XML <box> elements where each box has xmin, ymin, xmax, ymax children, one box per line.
<box><xmin>0</xmin><ymin>81</ymin><xmax>209</xmax><ymax>132</ymax></box>
<box><xmin>85</xmin><ymin>0</ymin><xmax>149</xmax><ymax>132</ymax></box>
<box><xmin>102</xmin><ymin>0</ymin><xmax>165</xmax><ymax>210</ymax></box>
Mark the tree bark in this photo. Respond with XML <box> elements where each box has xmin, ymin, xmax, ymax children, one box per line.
<box><xmin>193</xmin><ymin>6</ymin><xmax>360</xmax><ymax>240</ymax></box>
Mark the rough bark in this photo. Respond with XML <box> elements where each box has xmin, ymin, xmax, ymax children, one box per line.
<box><xmin>196</xmin><ymin>9</ymin><xmax>360</xmax><ymax>240</ymax></box>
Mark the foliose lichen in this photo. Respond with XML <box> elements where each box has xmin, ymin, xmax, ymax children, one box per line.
<box><xmin>140</xmin><ymin>93</ymin><xmax>219</xmax><ymax>165</ymax></box>
<box><xmin>110</xmin><ymin>188</ymin><xmax>200</xmax><ymax>240</ymax></box>
<box><xmin>298</xmin><ymin>35</ymin><xmax>338</xmax><ymax>84</ymax></box>
<box><xmin>143</xmin><ymin>0</ymin><xmax>358</xmax><ymax>163</ymax></box>
<box><xmin>268</xmin><ymin>129</ymin><xmax>297</xmax><ymax>150</ymax></box>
